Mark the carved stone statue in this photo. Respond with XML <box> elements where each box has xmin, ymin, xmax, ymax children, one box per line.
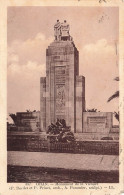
<box><xmin>54</xmin><ymin>20</ymin><xmax>61</xmax><ymax>41</ymax></box>
<box><xmin>61</xmin><ymin>20</ymin><xmax>70</xmax><ymax>40</ymax></box>
<box><xmin>54</xmin><ymin>20</ymin><xmax>72</xmax><ymax>41</ymax></box>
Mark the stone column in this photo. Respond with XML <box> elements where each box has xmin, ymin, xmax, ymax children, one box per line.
<box><xmin>76</xmin><ymin>76</ymin><xmax>85</xmax><ymax>133</ymax></box>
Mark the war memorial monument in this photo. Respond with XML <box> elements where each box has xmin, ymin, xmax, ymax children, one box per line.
<box><xmin>40</xmin><ymin>20</ymin><xmax>85</xmax><ymax>133</ymax></box>
<box><xmin>40</xmin><ymin>20</ymin><xmax>115</xmax><ymax>139</ymax></box>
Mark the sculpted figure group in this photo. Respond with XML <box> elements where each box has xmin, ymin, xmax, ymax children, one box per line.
<box><xmin>47</xmin><ymin>119</ymin><xmax>75</xmax><ymax>143</ymax></box>
<box><xmin>54</xmin><ymin>20</ymin><xmax>72</xmax><ymax>41</ymax></box>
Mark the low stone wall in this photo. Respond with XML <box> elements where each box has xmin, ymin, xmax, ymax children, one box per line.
<box><xmin>7</xmin><ymin>134</ymin><xmax>119</xmax><ymax>155</ymax></box>
<box><xmin>75</xmin><ymin>132</ymin><xmax>119</xmax><ymax>141</ymax></box>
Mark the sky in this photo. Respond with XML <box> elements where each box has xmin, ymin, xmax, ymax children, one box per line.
<box><xmin>7</xmin><ymin>6</ymin><xmax>119</xmax><ymax>123</ymax></box>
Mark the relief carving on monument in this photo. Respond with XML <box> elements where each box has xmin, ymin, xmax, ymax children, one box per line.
<box><xmin>56</xmin><ymin>85</ymin><xmax>65</xmax><ymax>114</ymax></box>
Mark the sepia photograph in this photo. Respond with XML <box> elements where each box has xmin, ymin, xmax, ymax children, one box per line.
<box><xmin>7</xmin><ymin>6</ymin><xmax>119</xmax><ymax>183</ymax></box>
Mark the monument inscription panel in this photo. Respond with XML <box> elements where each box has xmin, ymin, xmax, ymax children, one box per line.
<box><xmin>87</xmin><ymin>116</ymin><xmax>106</xmax><ymax>132</ymax></box>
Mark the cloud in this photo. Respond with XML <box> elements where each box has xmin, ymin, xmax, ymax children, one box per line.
<box><xmin>8</xmin><ymin>60</ymin><xmax>45</xmax><ymax>80</ymax></box>
<box><xmin>8</xmin><ymin>32</ymin><xmax>53</xmax><ymax>65</ymax></box>
<box><xmin>79</xmin><ymin>39</ymin><xmax>119</xmax><ymax>114</ymax></box>
<box><xmin>80</xmin><ymin>39</ymin><xmax>116</xmax><ymax>72</ymax></box>
<box><xmin>7</xmin><ymin>60</ymin><xmax>45</xmax><ymax>115</ymax></box>
<box><xmin>8</xmin><ymin>53</ymin><xmax>19</xmax><ymax>64</ymax></box>
<box><xmin>84</xmin><ymin>39</ymin><xmax>115</xmax><ymax>55</ymax></box>
<box><xmin>80</xmin><ymin>39</ymin><xmax>118</xmax><ymax>79</ymax></box>
<box><xmin>7</xmin><ymin>32</ymin><xmax>51</xmax><ymax>115</ymax></box>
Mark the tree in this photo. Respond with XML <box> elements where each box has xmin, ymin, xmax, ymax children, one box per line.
<box><xmin>107</xmin><ymin>91</ymin><xmax>119</xmax><ymax>102</ymax></box>
<box><xmin>114</xmin><ymin>111</ymin><xmax>119</xmax><ymax>121</ymax></box>
<box><xmin>107</xmin><ymin>77</ymin><xmax>119</xmax><ymax>121</ymax></box>
<box><xmin>26</xmin><ymin>109</ymin><xmax>31</xmax><ymax>112</ymax></box>
<box><xmin>107</xmin><ymin>77</ymin><xmax>119</xmax><ymax>102</ymax></box>
<box><xmin>84</xmin><ymin>108</ymin><xmax>100</xmax><ymax>112</ymax></box>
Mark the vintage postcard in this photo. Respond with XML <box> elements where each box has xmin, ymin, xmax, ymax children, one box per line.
<box><xmin>0</xmin><ymin>0</ymin><xmax>124</xmax><ymax>195</ymax></box>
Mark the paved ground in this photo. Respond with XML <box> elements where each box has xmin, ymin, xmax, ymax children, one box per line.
<box><xmin>7</xmin><ymin>165</ymin><xmax>119</xmax><ymax>183</ymax></box>
<box><xmin>8</xmin><ymin>151</ymin><xmax>119</xmax><ymax>171</ymax></box>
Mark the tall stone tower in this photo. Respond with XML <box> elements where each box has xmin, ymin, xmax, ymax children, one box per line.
<box><xmin>40</xmin><ymin>20</ymin><xmax>85</xmax><ymax>133</ymax></box>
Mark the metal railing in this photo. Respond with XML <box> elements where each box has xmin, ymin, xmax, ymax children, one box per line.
<box><xmin>7</xmin><ymin>137</ymin><xmax>119</xmax><ymax>155</ymax></box>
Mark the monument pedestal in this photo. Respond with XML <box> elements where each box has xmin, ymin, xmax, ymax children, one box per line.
<box><xmin>41</xmin><ymin>41</ymin><xmax>85</xmax><ymax>132</ymax></box>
